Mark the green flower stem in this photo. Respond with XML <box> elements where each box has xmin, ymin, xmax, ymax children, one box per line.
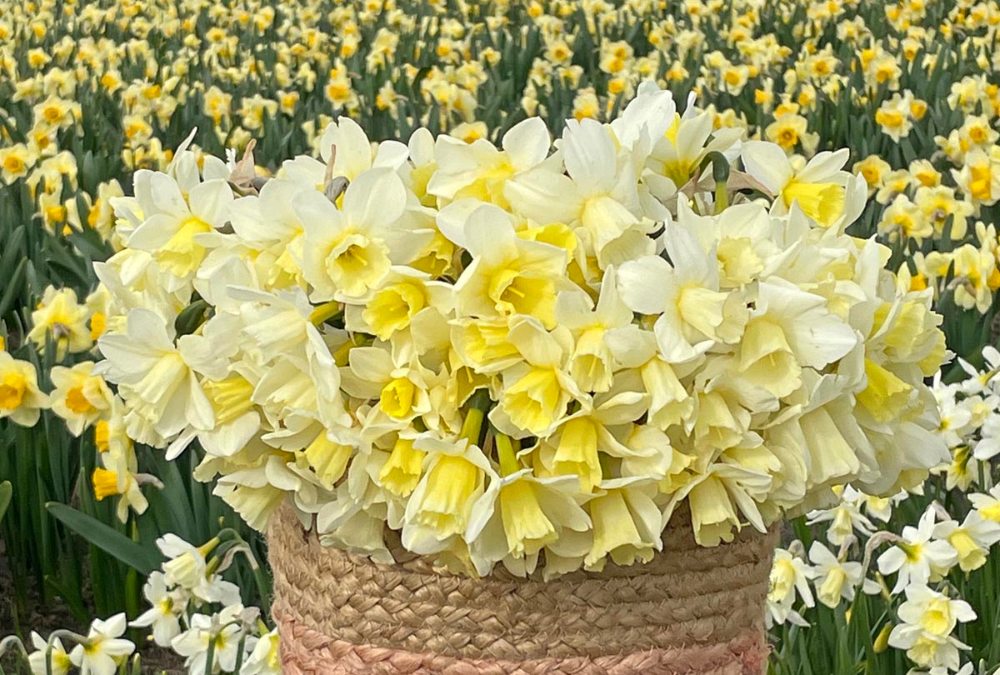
<box><xmin>495</xmin><ymin>432</ymin><xmax>520</xmax><ymax>477</ymax></box>
<box><xmin>459</xmin><ymin>389</ymin><xmax>492</xmax><ymax>445</ymax></box>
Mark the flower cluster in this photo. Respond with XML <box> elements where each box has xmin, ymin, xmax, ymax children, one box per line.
<box><xmin>18</xmin><ymin>532</ymin><xmax>278</xmax><ymax>675</ymax></box>
<box><xmin>138</xmin><ymin>534</ymin><xmax>277</xmax><ymax>675</ymax></box>
<box><xmin>75</xmin><ymin>83</ymin><xmax>947</xmax><ymax>577</ymax></box>
<box><xmin>767</xmin><ymin>346</ymin><xmax>1000</xmax><ymax>674</ymax></box>
<box><xmin>3</xmin><ymin>0</ymin><xmax>1000</xmax><ymax>669</ymax></box>
<box><xmin>26</xmin><ymin>615</ymin><xmax>135</xmax><ymax>675</ymax></box>
<box><xmin>5</xmin><ymin>0</ymin><xmax>1000</xmax><ymax>364</ymax></box>
<box><xmin>933</xmin><ymin>346</ymin><xmax>1000</xmax><ymax>489</ymax></box>
<box><xmin>771</xmin><ymin>484</ymin><xmax>1000</xmax><ymax>674</ymax></box>
<box><xmin>0</xmin><ymin>341</ymin><xmax>155</xmax><ymax>522</ymax></box>
<box><xmin>6</xmin><ymin>1</ymin><xmax>1000</xmax><ymax>323</ymax></box>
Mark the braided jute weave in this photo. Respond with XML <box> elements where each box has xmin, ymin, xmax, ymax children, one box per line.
<box><xmin>268</xmin><ymin>503</ymin><xmax>779</xmax><ymax>675</ymax></box>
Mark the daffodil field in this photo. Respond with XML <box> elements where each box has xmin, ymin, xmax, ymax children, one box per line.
<box><xmin>4</xmin><ymin>0</ymin><xmax>1000</xmax><ymax>673</ymax></box>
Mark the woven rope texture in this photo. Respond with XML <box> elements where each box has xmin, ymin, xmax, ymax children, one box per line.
<box><xmin>268</xmin><ymin>504</ymin><xmax>778</xmax><ymax>674</ymax></box>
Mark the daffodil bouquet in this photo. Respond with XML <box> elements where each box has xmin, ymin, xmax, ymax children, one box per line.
<box><xmin>94</xmin><ymin>83</ymin><xmax>949</xmax><ymax>578</ymax></box>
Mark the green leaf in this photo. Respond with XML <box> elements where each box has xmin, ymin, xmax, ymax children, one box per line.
<box><xmin>0</xmin><ymin>257</ymin><xmax>27</xmax><ymax>319</ymax></box>
<box><xmin>0</xmin><ymin>481</ymin><xmax>10</xmax><ymax>522</ymax></box>
<box><xmin>46</xmin><ymin>502</ymin><xmax>164</xmax><ymax>575</ymax></box>
<box><xmin>0</xmin><ymin>225</ymin><xmax>26</xmax><ymax>285</ymax></box>
<box><xmin>44</xmin><ymin>574</ymin><xmax>90</xmax><ymax>623</ymax></box>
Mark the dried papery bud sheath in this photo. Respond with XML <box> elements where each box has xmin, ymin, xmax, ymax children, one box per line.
<box><xmin>324</xmin><ymin>175</ymin><xmax>349</xmax><ymax>203</ymax></box>
<box><xmin>229</xmin><ymin>139</ymin><xmax>258</xmax><ymax>190</ymax></box>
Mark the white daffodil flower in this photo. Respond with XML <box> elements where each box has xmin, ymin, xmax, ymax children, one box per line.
<box><xmin>297</xmin><ymin>166</ymin><xmax>425</xmax><ymax>301</ymax></box>
<box><xmin>617</xmin><ymin>224</ymin><xmax>731</xmax><ymax>363</ymax></box>
<box><xmin>428</xmin><ymin>116</ymin><xmax>552</xmax><ymax>207</ymax></box>
<box><xmin>130</xmin><ymin>572</ymin><xmax>186</xmax><ymax>647</ymax></box>
<box><xmin>808</xmin><ymin>541</ymin><xmax>877</xmax><ymax>609</ymax></box>
<box><xmin>97</xmin><ymin>308</ymin><xmax>214</xmax><ymax>447</ymax></box>
<box><xmin>125</xmin><ymin>171</ymin><xmax>233</xmax><ymax>290</ymax></box>
<box><xmin>28</xmin><ymin>633</ymin><xmax>72</xmax><ymax>675</ymax></box>
<box><xmin>69</xmin><ymin>614</ymin><xmax>135</xmax><ymax>675</ymax></box>
<box><xmin>878</xmin><ymin>508</ymin><xmax>959</xmax><ymax>593</ymax></box>
<box><xmin>741</xmin><ymin>141</ymin><xmax>866</xmax><ymax>230</ymax></box>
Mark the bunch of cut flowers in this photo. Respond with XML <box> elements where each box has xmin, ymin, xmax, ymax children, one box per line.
<box><xmin>90</xmin><ymin>83</ymin><xmax>950</xmax><ymax>578</ymax></box>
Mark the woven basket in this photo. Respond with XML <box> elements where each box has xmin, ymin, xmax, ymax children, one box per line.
<box><xmin>268</xmin><ymin>503</ymin><xmax>778</xmax><ymax>675</ymax></box>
